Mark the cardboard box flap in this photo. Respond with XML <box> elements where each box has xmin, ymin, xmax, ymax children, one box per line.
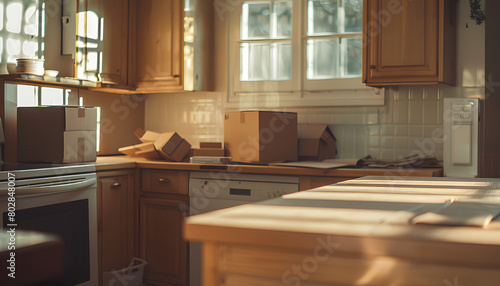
<box><xmin>298</xmin><ymin>124</ymin><xmax>336</xmax><ymax>143</ymax></box>
<box><xmin>64</xmin><ymin>106</ymin><xmax>97</xmax><ymax>130</ymax></box>
<box><xmin>134</xmin><ymin>127</ymin><xmax>160</xmax><ymax>143</ymax></box>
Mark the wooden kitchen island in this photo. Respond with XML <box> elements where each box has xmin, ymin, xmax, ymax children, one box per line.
<box><xmin>184</xmin><ymin>176</ymin><xmax>500</xmax><ymax>286</ymax></box>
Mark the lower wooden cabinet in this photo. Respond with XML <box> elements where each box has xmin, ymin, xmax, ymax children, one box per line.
<box><xmin>140</xmin><ymin>169</ymin><xmax>189</xmax><ymax>286</ymax></box>
<box><xmin>140</xmin><ymin>197</ymin><xmax>188</xmax><ymax>285</ymax></box>
<box><xmin>97</xmin><ymin>169</ymin><xmax>135</xmax><ymax>286</ymax></box>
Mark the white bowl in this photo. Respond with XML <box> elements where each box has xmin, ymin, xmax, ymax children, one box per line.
<box><xmin>7</xmin><ymin>63</ymin><xmax>17</xmax><ymax>74</ymax></box>
<box><xmin>44</xmin><ymin>70</ymin><xmax>59</xmax><ymax>77</ymax></box>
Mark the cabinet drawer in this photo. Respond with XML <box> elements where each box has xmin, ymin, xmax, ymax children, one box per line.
<box><xmin>141</xmin><ymin>169</ymin><xmax>188</xmax><ymax>195</ymax></box>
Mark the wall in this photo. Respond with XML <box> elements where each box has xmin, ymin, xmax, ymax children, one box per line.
<box><xmin>80</xmin><ymin>90</ymin><xmax>146</xmax><ymax>155</ymax></box>
<box><xmin>145</xmin><ymin>0</ymin><xmax>485</xmax><ymax>161</ymax></box>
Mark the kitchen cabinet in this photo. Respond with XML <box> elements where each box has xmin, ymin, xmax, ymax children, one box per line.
<box><xmin>76</xmin><ymin>0</ymin><xmax>183</xmax><ymax>92</ymax></box>
<box><xmin>77</xmin><ymin>0</ymin><xmax>129</xmax><ymax>86</ymax></box>
<box><xmin>140</xmin><ymin>169</ymin><xmax>189</xmax><ymax>286</ymax></box>
<box><xmin>363</xmin><ymin>0</ymin><xmax>456</xmax><ymax>86</ymax></box>
<box><xmin>129</xmin><ymin>0</ymin><xmax>184</xmax><ymax>93</ymax></box>
<box><xmin>97</xmin><ymin>169</ymin><xmax>135</xmax><ymax>286</ymax></box>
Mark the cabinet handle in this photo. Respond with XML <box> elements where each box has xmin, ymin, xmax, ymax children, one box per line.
<box><xmin>370</xmin><ymin>65</ymin><xmax>376</xmax><ymax>69</ymax></box>
<box><xmin>111</xmin><ymin>182</ymin><xmax>121</xmax><ymax>188</ymax></box>
<box><xmin>158</xmin><ymin>178</ymin><xmax>171</xmax><ymax>183</ymax></box>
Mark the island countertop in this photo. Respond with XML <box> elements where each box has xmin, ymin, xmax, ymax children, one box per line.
<box><xmin>184</xmin><ymin>176</ymin><xmax>500</xmax><ymax>286</ymax></box>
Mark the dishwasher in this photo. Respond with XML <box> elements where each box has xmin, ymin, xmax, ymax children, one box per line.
<box><xmin>188</xmin><ymin>171</ymin><xmax>299</xmax><ymax>286</ymax></box>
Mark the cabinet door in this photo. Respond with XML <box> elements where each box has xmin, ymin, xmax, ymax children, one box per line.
<box><xmin>97</xmin><ymin>170</ymin><xmax>135</xmax><ymax>285</ymax></box>
<box><xmin>99</xmin><ymin>0</ymin><xmax>129</xmax><ymax>86</ymax></box>
<box><xmin>140</xmin><ymin>197</ymin><xmax>188</xmax><ymax>285</ymax></box>
<box><xmin>363</xmin><ymin>0</ymin><xmax>455</xmax><ymax>85</ymax></box>
<box><xmin>78</xmin><ymin>0</ymin><xmax>129</xmax><ymax>86</ymax></box>
<box><xmin>131</xmin><ymin>0</ymin><xmax>184</xmax><ymax>92</ymax></box>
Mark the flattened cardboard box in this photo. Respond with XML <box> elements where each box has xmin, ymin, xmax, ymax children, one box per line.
<box><xmin>118</xmin><ymin>142</ymin><xmax>160</xmax><ymax>159</ymax></box>
<box><xmin>193</xmin><ymin>148</ymin><xmax>225</xmax><ymax>157</ymax></box>
<box><xmin>224</xmin><ymin>111</ymin><xmax>297</xmax><ymax>163</ymax></box>
<box><xmin>298</xmin><ymin>124</ymin><xmax>336</xmax><ymax>161</ymax></box>
<box><xmin>17</xmin><ymin>106</ymin><xmax>97</xmax><ymax>163</ymax></box>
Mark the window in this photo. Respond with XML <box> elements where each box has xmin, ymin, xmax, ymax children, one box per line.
<box><xmin>76</xmin><ymin>10</ymin><xmax>103</xmax><ymax>81</ymax></box>
<box><xmin>16</xmin><ymin>85</ymin><xmax>70</xmax><ymax>107</ymax></box>
<box><xmin>228</xmin><ymin>0</ymin><xmax>381</xmax><ymax>107</ymax></box>
<box><xmin>0</xmin><ymin>0</ymin><xmax>44</xmax><ymax>63</ymax></box>
<box><xmin>306</xmin><ymin>0</ymin><xmax>363</xmax><ymax>80</ymax></box>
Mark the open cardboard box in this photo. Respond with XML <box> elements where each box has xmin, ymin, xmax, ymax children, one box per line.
<box><xmin>118</xmin><ymin>128</ymin><xmax>191</xmax><ymax>162</ymax></box>
<box><xmin>298</xmin><ymin>124</ymin><xmax>336</xmax><ymax>161</ymax></box>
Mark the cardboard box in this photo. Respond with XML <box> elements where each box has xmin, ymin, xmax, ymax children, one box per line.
<box><xmin>297</xmin><ymin>124</ymin><xmax>336</xmax><ymax>161</ymax></box>
<box><xmin>17</xmin><ymin>106</ymin><xmax>97</xmax><ymax>163</ymax></box>
<box><xmin>118</xmin><ymin>142</ymin><xmax>160</xmax><ymax>159</ymax></box>
<box><xmin>119</xmin><ymin>130</ymin><xmax>191</xmax><ymax>162</ymax></box>
<box><xmin>154</xmin><ymin>132</ymin><xmax>191</xmax><ymax>161</ymax></box>
<box><xmin>193</xmin><ymin>148</ymin><xmax>225</xmax><ymax>157</ymax></box>
<box><xmin>199</xmin><ymin>142</ymin><xmax>222</xmax><ymax>149</ymax></box>
<box><xmin>224</xmin><ymin>111</ymin><xmax>297</xmax><ymax>163</ymax></box>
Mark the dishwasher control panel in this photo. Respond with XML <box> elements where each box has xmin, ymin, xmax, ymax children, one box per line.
<box><xmin>189</xmin><ymin>172</ymin><xmax>299</xmax><ymax>202</ymax></box>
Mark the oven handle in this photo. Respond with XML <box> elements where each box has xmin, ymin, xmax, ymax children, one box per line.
<box><xmin>4</xmin><ymin>178</ymin><xmax>97</xmax><ymax>196</ymax></box>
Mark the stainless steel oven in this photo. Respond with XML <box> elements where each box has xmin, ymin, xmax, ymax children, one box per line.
<box><xmin>0</xmin><ymin>163</ymin><xmax>98</xmax><ymax>286</ymax></box>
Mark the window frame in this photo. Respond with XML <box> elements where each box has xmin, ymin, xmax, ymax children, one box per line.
<box><xmin>229</xmin><ymin>0</ymin><xmax>301</xmax><ymax>94</ymax></box>
<box><xmin>227</xmin><ymin>0</ymin><xmax>383</xmax><ymax>107</ymax></box>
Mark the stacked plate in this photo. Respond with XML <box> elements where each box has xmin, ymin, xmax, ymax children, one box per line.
<box><xmin>16</xmin><ymin>58</ymin><xmax>44</xmax><ymax>76</ymax></box>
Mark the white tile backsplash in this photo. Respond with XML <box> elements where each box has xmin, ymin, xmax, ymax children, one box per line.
<box><xmin>144</xmin><ymin>84</ymin><xmax>485</xmax><ymax>161</ymax></box>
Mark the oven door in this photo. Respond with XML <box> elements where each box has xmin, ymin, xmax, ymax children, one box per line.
<box><xmin>0</xmin><ymin>173</ymin><xmax>98</xmax><ymax>286</ymax></box>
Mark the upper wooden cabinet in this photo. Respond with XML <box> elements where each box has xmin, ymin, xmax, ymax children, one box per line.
<box><xmin>130</xmin><ymin>0</ymin><xmax>184</xmax><ymax>93</ymax></box>
<box><xmin>99</xmin><ymin>0</ymin><xmax>130</xmax><ymax>86</ymax></box>
<box><xmin>362</xmin><ymin>0</ymin><xmax>456</xmax><ymax>86</ymax></box>
<box><xmin>77</xmin><ymin>0</ymin><xmax>129</xmax><ymax>86</ymax></box>
<box><xmin>78</xmin><ymin>0</ymin><xmax>183</xmax><ymax>92</ymax></box>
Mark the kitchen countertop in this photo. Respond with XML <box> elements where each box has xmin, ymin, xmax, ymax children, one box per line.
<box><xmin>185</xmin><ymin>176</ymin><xmax>500</xmax><ymax>246</ymax></box>
<box><xmin>184</xmin><ymin>176</ymin><xmax>500</xmax><ymax>286</ymax></box>
<box><xmin>95</xmin><ymin>155</ymin><xmax>443</xmax><ymax>177</ymax></box>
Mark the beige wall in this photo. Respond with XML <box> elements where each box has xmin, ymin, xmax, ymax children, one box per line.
<box><xmin>81</xmin><ymin>90</ymin><xmax>145</xmax><ymax>155</ymax></box>
<box><xmin>145</xmin><ymin>0</ymin><xmax>485</xmax><ymax>160</ymax></box>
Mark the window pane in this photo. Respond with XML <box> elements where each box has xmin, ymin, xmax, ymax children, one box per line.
<box><xmin>241</xmin><ymin>42</ymin><xmax>292</xmax><ymax>81</ymax></box>
<box><xmin>240</xmin><ymin>43</ymin><xmax>270</xmax><ymax>81</ymax></box>
<box><xmin>344</xmin><ymin>0</ymin><xmax>362</xmax><ymax>33</ymax></box>
<box><xmin>271</xmin><ymin>42</ymin><xmax>292</xmax><ymax>80</ymax></box>
<box><xmin>273</xmin><ymin>1</ymin><xmax>292</xmax><ymax>38</ymax></box>
<box><xmin>307</xmin><ymin>39</ymin><xmax>338</xmax><ymax>79</ymax></box>
<box><xmin>17</xmin><ymin>85</ymin><xmax>37</xmax><ymax>107</ymax></box>
<box><xmin>41</xmin><ymin>87</ymin><xmax>64</xmax><ymax>105</ymax></box>
<box><xmin>307</xmin><ymin>0</ymin><xmax>338</xmax><ymax>36</ymax></box>
<box><xmin>241</xmin><ymin>2</ymin><xmax>270</xmax><ymax>40</ymax></box>
<box><xmin>342</xmin><ymin>37</ymin><xmax>362</xmax><ymax>77</ymax></box>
